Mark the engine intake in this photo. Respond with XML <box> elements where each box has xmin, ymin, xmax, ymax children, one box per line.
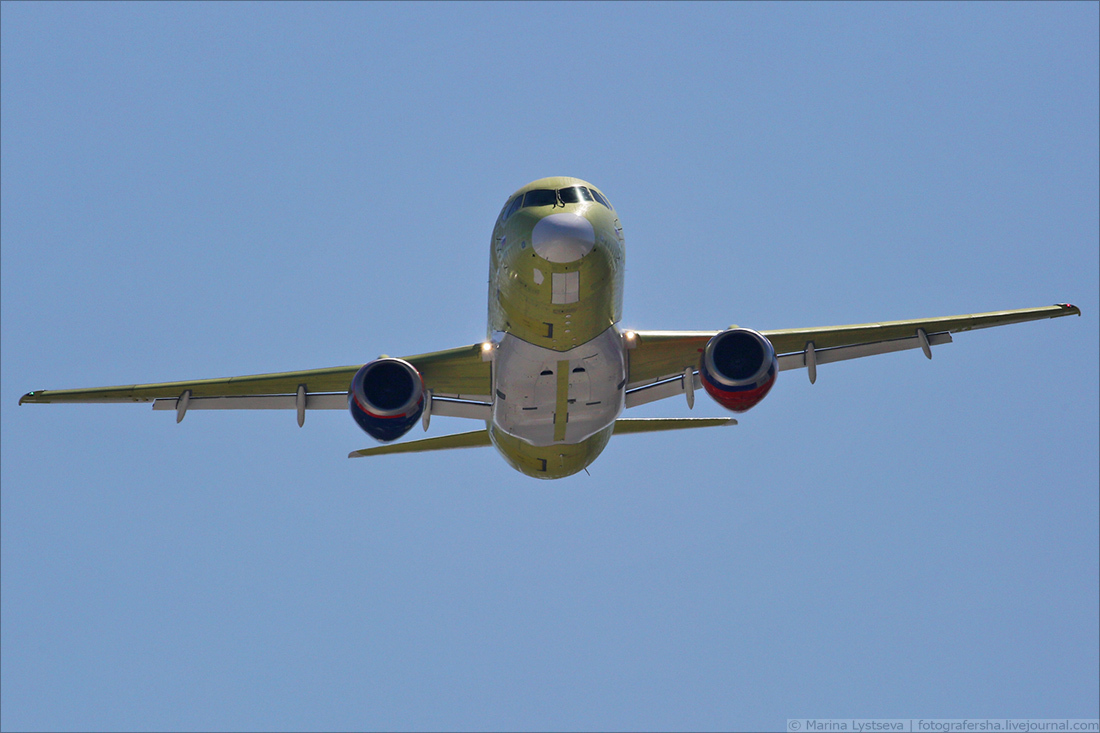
<box><xmin>700</xmin><ymin>328</ymin><xmax>777</xmax><ymax>413</ymax></box>
<box><xmin>348</xmin><ymin>358</ymin><xmax>425</xmax><ymax>442</ymax></box>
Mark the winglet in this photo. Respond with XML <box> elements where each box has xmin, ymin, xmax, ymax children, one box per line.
<box><xmin>1057</xmin><ymin>303</ymin><xmax>1081</xmax><ymax>316</ymax></box>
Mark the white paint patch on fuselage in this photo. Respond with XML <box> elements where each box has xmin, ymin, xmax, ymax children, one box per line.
<box><xmin>492</xmin><ymin>327</ymin><xmax>626</xmax><ymax>447</ymax></box>
<box><xmin>531</xmin><ymin>212</ymin><xmax>596</xmax><ymax>263</ymax></box>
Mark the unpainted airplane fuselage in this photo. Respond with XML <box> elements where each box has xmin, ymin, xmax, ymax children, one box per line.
<box><xmin>486</xmin><ymin>177</ymin><xmax>628</xmax><ymax>478</ymax></box>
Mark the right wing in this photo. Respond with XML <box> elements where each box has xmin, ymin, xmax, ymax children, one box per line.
<box><xmin>20</xmin><ymin>342</ymin><xmax>492</xmax><ymax>423</ymax></box>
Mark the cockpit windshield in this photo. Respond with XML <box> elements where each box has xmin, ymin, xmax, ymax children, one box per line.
<box><xmin>505</xmin><ymin>185</ymin><xmax>613</xmax><ymax>220</ymax></box>
<box><xmin>522</xmin><ymin>189</ymin><xmax>558</xmax><ymax>208</ymax></box>
<box><xmin>558</xmin><ymin>186</ymin><xmax>594</xmax><ymax>204</ymax></box>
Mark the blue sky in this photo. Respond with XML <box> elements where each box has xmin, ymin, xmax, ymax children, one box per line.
<box><xmin>2</xmin><ymin>3</ymin><xmax>1097</xmax><ymax>731</ymax></box>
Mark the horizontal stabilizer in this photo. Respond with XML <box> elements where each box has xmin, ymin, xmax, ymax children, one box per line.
<box><xmin>349</xmin><ymin>429</ymin><xmax>491</xmax><ymax>458</ymax></box>
<box><xmin>613</xmin><ymin>417</ymin><xmax>736</xmax><ymax>434</ymax></box>
<box><xmin>350</xmin><ymin>418</ymin><xmax>735</xmax><ymax>458</ymax></box>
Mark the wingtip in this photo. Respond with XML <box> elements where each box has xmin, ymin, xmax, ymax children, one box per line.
<box><xmin>1058</xmin><ymin>303</ymin><xmax>1081</xmax><ymax>316</ymax></box>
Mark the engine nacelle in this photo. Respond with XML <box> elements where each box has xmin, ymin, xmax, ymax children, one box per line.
<box><xmin>348</xmin><ymin>358</ymin><xmax>425</xmax><ymax>442</ymax></box>
<box><xmin>700</xmin><ymin>328</ymin><xmax>778</xmax><ymax>413</ymax></box>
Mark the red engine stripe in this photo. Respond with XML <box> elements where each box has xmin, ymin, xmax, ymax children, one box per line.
<box><xmin>702</xmin><ymin>371</ymin><xmax>776</xmax><ymax>413</ymax></box>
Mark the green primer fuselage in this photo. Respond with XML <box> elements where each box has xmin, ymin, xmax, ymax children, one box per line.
<box><xmin>485</xmin><ymin>177</ymin><xmax>626</xmax><ymax>479</ymax></box>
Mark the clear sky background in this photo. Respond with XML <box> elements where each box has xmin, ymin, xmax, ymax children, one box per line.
<box><xmin>2</xmin><ymin>3</ymin><xmax>1097</xmax><ymax>731</ymax></box>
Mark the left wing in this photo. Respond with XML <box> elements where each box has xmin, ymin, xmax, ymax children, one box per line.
<box><xmin>20</xmin><ymin>342</ymin><xmax>492</xmax><ymax>424</ymax></box>
<box><xmin>624</xmin><ymin>304</ymin><xmax>1080</xmax><ymax>406</ymax></box>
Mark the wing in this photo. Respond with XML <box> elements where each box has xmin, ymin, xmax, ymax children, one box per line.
<box><xmin>624</xmin><ymin>303</ymin><xmax>1081</xmax><ymax>406</ymax></box>
<box><xmin>19</xmin><ymin>342</ymin><xmax>492</xmax><ymax>424</ymax></box>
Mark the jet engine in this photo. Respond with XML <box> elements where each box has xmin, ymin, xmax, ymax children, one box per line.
<box><xmin>699</xmin><ymin>328</ymin><xmax>778</xmax><ymax>413</ymax></box>
<box><xmin>348</xmin><ymin>358</ymin><xmax>425</xmax><ymax>442</ymax></box>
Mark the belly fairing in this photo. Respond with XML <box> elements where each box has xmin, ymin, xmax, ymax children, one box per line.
<box><xmin>491</xmin><ymin>327</ymin><xmax>626</xmax><ymax>448</ymax></box>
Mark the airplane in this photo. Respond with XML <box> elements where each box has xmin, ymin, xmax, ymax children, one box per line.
<box><xmin>20</xmin><ymin>176</ymin><xmax>1081</xmax><ymax>479</ymax></box>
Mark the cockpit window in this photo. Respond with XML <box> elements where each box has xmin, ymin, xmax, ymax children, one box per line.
<box><xmin>522</xmin><ymin>189</ymin><xmax>557</xmax><ymax>208</ymax></box>
<box><xmin>558</xmin><ymin>186</ymin><xmax>594</xmax><ymax>204</ymax></box>
<box><xmin>589</xmin><ymin>188</ymin><xmax>612</xmax><ymax>209</ymax></box>
<box><xmin>504</xmin><ymin>194</ymin><xmax>523</xmax><ymax>220</ymax></box>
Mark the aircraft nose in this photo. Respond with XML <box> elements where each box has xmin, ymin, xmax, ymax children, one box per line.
<box><xmin>532</xmin><ymin>213</ymin><xmax>596</xmax><ymax>263</ymax></box>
